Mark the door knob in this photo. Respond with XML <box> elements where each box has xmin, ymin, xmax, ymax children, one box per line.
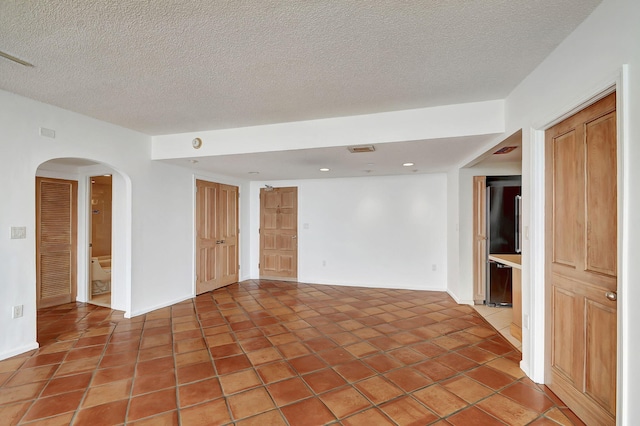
<box><xmin>605</xmin><ymin>291</ymin><xmax>617</xmax><ymax>301</ymax></box>
<box><xmin>292</xmin><ymin>235</ymin><xmax>297</xmax><ymax>239</ymax></box>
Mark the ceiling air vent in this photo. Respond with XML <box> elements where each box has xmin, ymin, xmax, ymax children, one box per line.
<box><xmin>348</xmin><ymin>145</ymin><xmax>375</xmax><ymax>153</ymax></box>
<box><xmin>493</xmin><ymin>146</ymin><xmax>517</xmax><ymax>155</ymax></box>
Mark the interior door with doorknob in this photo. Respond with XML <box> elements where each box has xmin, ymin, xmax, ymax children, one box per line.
<box><xmin>545</xmin><ymin>92</ymin><xmax>617</xmax><ymax>425</ymax></box>
<box><xmin>260</xmin><ymin>187</ymin><xmax>298</xmax><ymax>280</ymax></box>
<box><xmin>195</xmin><ymin>180</ymin><xmax>239</xmax><ymax>294</ymax></box>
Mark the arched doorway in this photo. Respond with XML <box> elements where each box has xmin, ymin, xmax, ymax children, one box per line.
<box><xmin>35</xmin><ymin>158</ymin><xmax>131</xmax><ymax>316</ymax></box>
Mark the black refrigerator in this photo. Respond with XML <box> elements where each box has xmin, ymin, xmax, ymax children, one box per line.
<box><xmin>486</xmin><ymin>178</ymin><xmax>521</xmax><ymax>307</ymax></box>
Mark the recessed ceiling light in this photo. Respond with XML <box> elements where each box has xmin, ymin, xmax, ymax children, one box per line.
<box><xmin>403</xmin><ymin>162</ymin><xmax>414</xmax><ymax>167</ymax></box>
<box><xmin>320</xmin><ymin>168</ymin><xmax>330</xmax><ymax>172</ymax></box>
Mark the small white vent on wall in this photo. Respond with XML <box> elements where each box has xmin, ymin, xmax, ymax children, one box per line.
<box><xmin>39</xmin><ymin>127</ymin><xmax>56</xmax><ymax>139</ymax></box>
<box><xmin>348</xmin><ymin>145</ymin><xmax>375</xmax><ymax>153</ymax></box>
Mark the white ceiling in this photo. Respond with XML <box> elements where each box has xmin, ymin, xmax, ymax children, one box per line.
<box><xmin>171</xmin><ymin>134</ymin><xmax>500</xmax><ymax>180</ymax></box>
<box><xmin>1</xmin><ymin>0</ymin><xmax>600</xmax><ymax>177</ymax></box>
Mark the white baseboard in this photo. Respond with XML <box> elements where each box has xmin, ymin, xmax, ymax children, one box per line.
<box><xmin>293</xmin><ymin>277</ymin><xmax>446</xmax><ymax>293</ymax></box>
<box><xmin>128</xmin><ymin>294</ymin><xmax>194</xmax><ymax>318</ymax></box>
<box><xmin>0</xmin><ymin>342</ymin><xmax>39</xmax><ymax>361</ymax></box>
<box><xmin>520</xmin><ymin>359</ymin><xmax>534</xmax><ymax>382</ymax></box>
<box><xmin>446</xmin><ymin>290</ymin><xmax>474</xmax><ymax>305</ymax></box>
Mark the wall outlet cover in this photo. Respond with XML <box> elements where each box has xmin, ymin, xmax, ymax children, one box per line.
<box><xmin>12</xmin><ymin>305</ymin><xmax>24</xmax><ymax>318</ymax></box>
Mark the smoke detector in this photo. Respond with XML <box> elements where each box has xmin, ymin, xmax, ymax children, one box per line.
<box><xmin>348</xmin><ymin>145</ymin><xmax>375</xmax><ymax>153</ymax></box>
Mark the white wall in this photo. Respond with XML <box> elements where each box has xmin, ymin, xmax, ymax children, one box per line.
<box><xmin>0</xmin><ymin>90</ymin><xmax>202</xmax><ymax>359</ymax></box>
<box><xmin>445</xmin><ymin>168</ymin><xmax>460</xmax><ymax>302</ymax></box>
<box><xmin>249</xmin><ymin>174</ymin><xmax>448</xmax><ymax>291</ymax></box>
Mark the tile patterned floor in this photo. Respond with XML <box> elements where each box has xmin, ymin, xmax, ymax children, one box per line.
<box><xmin>473</xmin><ymin>305</ymin><xmax>522</xmax><ymax>350</ymax></box>
<box><xmin>0</xmin><ymin>280</ymin><xmax>585</xmax><ymax>425</ymax></box>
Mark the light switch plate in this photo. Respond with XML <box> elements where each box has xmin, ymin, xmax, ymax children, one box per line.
<box><xmin>11</xmin><ymin>226</ymin><xmax>26</xmax><ymax>239</ymax></box>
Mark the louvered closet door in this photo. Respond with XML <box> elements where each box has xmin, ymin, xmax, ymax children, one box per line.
<box><xmin>36</xmin><ymin>177</ymin><xmax>78</xmax><ymax>308</ymax></box>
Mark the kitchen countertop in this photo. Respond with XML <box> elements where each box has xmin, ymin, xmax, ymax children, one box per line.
<box><xmin>488</xmin><ymin>254</ymin><xmax>522</xmax><ymax>269</ymax></box>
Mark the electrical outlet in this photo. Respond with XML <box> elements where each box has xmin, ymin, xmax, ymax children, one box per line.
<box><xmin>432</xmin><ymin>264</ymin><xmax>437</xmax><ymax>271</ymax></box>
<box><xmin>12</xmin><ymin>305</ymin><xmax>23</xmax><ymax>319</ymax></box>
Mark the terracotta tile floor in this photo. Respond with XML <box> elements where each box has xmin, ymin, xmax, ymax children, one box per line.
<box><xmin>0</xmin><ymin>280</ymin><xmax>585</xmax><ymax>425</ymax></box>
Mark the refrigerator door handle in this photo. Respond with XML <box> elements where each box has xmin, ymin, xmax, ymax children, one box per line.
<box><xmin>515</xmin><ymin>195</ymin><xmax>522</xmax><ymax>254</ymax></box>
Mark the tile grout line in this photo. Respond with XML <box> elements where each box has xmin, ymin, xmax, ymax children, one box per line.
<box><xmin>2</xmin><ymin>281</ymin><xmax>585</xmax><ymax>425</ymax></box>
<box><xmin>21</xmin><ymin>304</ymin><xmax>102</xmax><ymax>425</ymax></box>
<box><xmin>213</xmin><ymin>282</ymin><xmax>307</xmax><ymax>425</ymax></box>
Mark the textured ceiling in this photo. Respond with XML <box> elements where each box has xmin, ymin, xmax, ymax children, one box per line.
<box><xmin>1</xmin><ymin>0</ymin><xmax>601</xmax><ymax>136</ymax></box>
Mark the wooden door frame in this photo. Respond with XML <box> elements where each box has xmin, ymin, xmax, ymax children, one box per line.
<box><xmin>525</xmin><ymin>73</ymin><xmax>627</xmax><ymax>421</ymax></box>
<box><xmin>88</xmin><ymin>174</ymin><xmax>113</xmax><ymax>306</ymax></box>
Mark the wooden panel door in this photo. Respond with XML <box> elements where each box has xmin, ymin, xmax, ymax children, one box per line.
<box><xmin>217</xmin><ymin>184</ymin><xmax>239</xmax><ymax>287</ymax></box>
<box><xmin>36</xmin><ymin>177</ymin><xmax>78</xmax><ymax>308</ymax></box>
<box><xmin>473</xmin><ymin>176</ymin><xmax>487</xmax><ymax>303</ymax></box>
<box><xmin>545</xmin><ymin>92</ymin><xmax>617</xmax><ymax>425</ymax></box>
<box><xmin>195</xmin><ymin>180</ymin><xmax>239</xmax><ymax>294</ymax></box>
<box><xmin>260</xmin><ymin>187</ymin><xmax>297</xmax><ymax>280</ymax></box>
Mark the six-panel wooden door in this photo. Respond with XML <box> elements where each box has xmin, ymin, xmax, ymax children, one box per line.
<box><xmin>260</xmin><ymin>187</ymin><xmax>298</xmax><ymax>280</ymax></box>
<box><xmin>545</xmin><ymin>92</ymin><xmax>617</xmax><ymax>425</ymax></box>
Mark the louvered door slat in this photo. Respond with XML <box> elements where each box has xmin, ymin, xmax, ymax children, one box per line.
<box><xmin>36</xmin><ymin>177</ymin><xmax>78</xmax><ymax>308</ymax></box>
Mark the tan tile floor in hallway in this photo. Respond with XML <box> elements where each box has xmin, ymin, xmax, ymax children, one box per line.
<box><xmin>0</xmin><ymin>280</ymin><xmax>585</xmax><ymax>425</ymax></box>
